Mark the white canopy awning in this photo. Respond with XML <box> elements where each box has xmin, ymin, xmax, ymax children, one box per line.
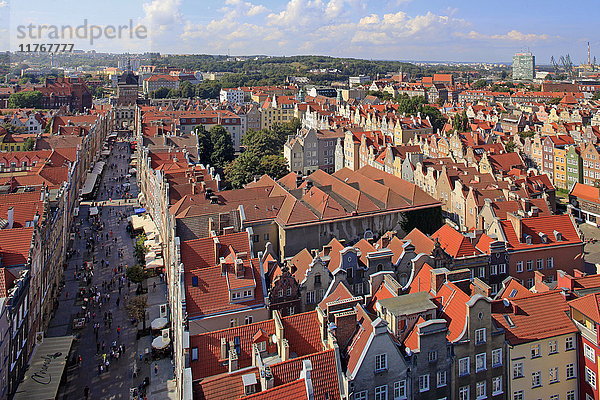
<box><xmin>89</xmin><ymin>207</ymin><xmax>99</xmax><ymax>216</ymax></box>
<box><xmin>152</xmin><ymin>336</ymin><xmax>171</xmax><ymax>350</ymax></box>
<box><xmin>151</xmin><ymin>317</ymin><xmax>168</xmax><ymax>330</ymax></box>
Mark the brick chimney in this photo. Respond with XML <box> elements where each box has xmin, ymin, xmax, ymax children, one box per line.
<box><xmin>332</xmin><ymin>310</ymin><xmax>357</xmax><ymax>351</ymax></box>
<box><xmin>228</xmin><ymin>349</ymin><xmax>238</xmax><ymax>372</ymax></box>
<box><xmin>430</xmin><ymin>269</ymin><xmax>447</xmax><ymax>296</ymax></box>
<box><xmin>556</xmin><ymin>270</ymin><xmax>574</xmax><ymax>291</ymax></box>
<box><xmin>506</xmin><ymin>212</ymin><xmax>523</xmax><ymax>242</ymax></box>
<box><xmin>521</xmin><ymin>198</ymin><xmax>531</xmax><ymax>213</ymax></box>
<box><xmin>7</xmin><ymin>207</ymin><xmax>14</xmax><ymax>229</ymax></box>
<box><xmin>235</xmin><ymin>259</ymin><xmax>245</xmax><ymax>278</ymax></box>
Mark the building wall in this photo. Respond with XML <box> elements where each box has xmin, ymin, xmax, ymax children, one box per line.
<box><xmin>508</xmin><ymin>334</ymin><xmax>578</xmax><ymax>400</ymax></box>
<box><xmin>508</xmin><ymin>244</ymin><xmax>584</xmax><ymax>288</ymax></box>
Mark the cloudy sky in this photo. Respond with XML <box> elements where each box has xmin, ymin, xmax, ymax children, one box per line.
<box><xmin>1</xmin><ymin>0</ymin><xmax>599</xmax><ymax>63</ymax></box>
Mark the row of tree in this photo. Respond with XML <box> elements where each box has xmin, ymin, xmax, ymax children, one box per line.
<box><xmin>150</xmin><ymin>80</ymin><xmax>222</xmax><ymax>100</ymax></box>
<box><xmin>8</xmin><ymin>91</ymin><xmax>43</xmax><ymax>108</ymax></box>
<box><xmin>224</xmin><ymin>119</ymin><xmax>301</xmax><ymax>188</ymax></box>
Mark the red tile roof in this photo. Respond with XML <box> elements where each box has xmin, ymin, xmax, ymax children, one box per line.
<box><xmin>240</xmin><ymin>379</ymin><xmax>307</xmax><ymax>400</ymax></box>
<box><xmin>403</xmin><ymin>316</ymin><xmax>425</xmax><ymax>352</ymax></box>
<box><xmin>432</xmin><ymin>225</ymin><xmax>482</xmax><ymax>258</ymax></box>
<box><xmin>196</xmin><ymin>368</ymin><xmax>259</xmax><ymax>400</ymax></box>
<box><xmin>496</xmin><ymin>278</ymin><xmax>530</xmax><ymax>299</ymax></box>
<box><xmin>190</xmin><ymin>311</ymin><xmax>323</xmax><ymax>380</ymax></box>
<box><xmin>492</xmin><ymin>291</ymin><xmax>577</xmax><ymax>345</ymax></box>
<box><xmin>570</xmin><ymin>182</ymin><xmax>600</xmax><ymax>204</ymax></box>
<box><xmin>569</xmin><ymin>293</ymin><xmax>600</xmax><ymax>323</ymax></box>
<box><xmin>184</xmin><ymin>258</ymin><xmax>264</xmax><ymax>319</ymax></box>
<box><xmin>346</xmin><ymin>305</ymin><xmax>374</xmax><ymax>376</ymax></box>
<box><xmin>270</xmin><ymin>349</ymin><xmax>340</xmax><ymax>400</ymax></box>
<box><xmin>181</xmin><ymin>232</ymin><xmax>252</xmax><ymax>270</ymax></box>
<box><xmin>403</xmin><ymin>228</ymin><xmax>434</xmax><ymax>255</ymax></box>
<box><xmin>0</xmin><ymin>227</ymin><xmax>34</xmax><ymax>267</ymax></box>
<box><xmin>499</xmin><ymin>215</ymin><xmax>582</xmax><ymax>250</ymax></box>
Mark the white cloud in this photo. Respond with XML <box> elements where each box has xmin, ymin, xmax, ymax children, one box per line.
<box><xmin>247</xmin><ymin>4</ymin><xmax>269</xmax><ymax>16</ymax></box>
<box><xmin>456</xmin><ymin>29</ymin><xmax>552</xmax><ymax>42</ymax></box>
<box><xmin>142</xmin><ymin>0</ymin><xmax>182</xmax><ymax>34</ymax></box>
<box><xmin>0</xmin><ymin>2</ymin><xmax>7</xmax><ymax>8</ymax></box>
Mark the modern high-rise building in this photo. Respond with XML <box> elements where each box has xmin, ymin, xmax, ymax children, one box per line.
<box><xmin>513</xmin><ymin>51</ymin><xmax>536</xmax><ymax>80</ymax></box>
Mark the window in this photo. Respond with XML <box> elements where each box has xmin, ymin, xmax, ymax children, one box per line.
<box><xmin>490</xmin><ymin>264</ymin><xmax>497</xmax><ymax>275</ymax></box>
<box><xmin>549</xmin><ymin>367</ymin><xmax>559</xmax><ymax>383</ymax></box>
<box><xmin>513</xmin><ymin>390</ymin><xmax>524</xmax><ymax>400</ymax></box>
<box><xmin>475</xmin><ymin>328</ymin><xmax>486</xmax><ymax>344</ymax></box>
<box><xmin>191</xmin><ymin>276</ymin><xmax>199</xmax><ymax>287</ymax></box>
<box><xmin>476</xmin><ymin>353</ymin><xmax>486</xmax><ymax>372</ymax></box>
<box><xmin>191</xmin><ymin>347</ymin><xmax>198</xmax><ymax>361</ymax></box>
<box><xmin>516</xmin><ymin>261</ymin><xmax>523</xmax><ymax>272</ymax></box>
<box><xmin>513</xmin><ymin>362</ymin><xmax>524</xmax><ymax>379</ymax></box>
<box><xmin>256</xmin><ymin>341</ymin><xmax>266</xmax><ymax>352</ymax></box>
<box><xmin>458</xmin><ymin>386</ymin><xmax>470</xmax><ymax>400</ymax></box>
<box><xmin>314</xmin><ymin>274</ymin><xmax>321</xmax><ymax>285</ymax></box>
<box><xmin>531</xmin><ymin>371</ymin><xmax>541</xmax><ymax>388</ymax></box>
<box><xmin>536</xmin><ymin>258</ymin><xmax>543</xmax><ymax>269</ymax></box>
<box><xmin>306</xmin><ymin>291</ymin><xmax>316</xmax><ymax>304</ymax></box>
<box><xmin>355</xmin><ymin>391</ymin><xmax>367</xmax><ymax>400</ymax></box>
<box><xmin>478</xmin><ymin>267</ymin><xmax>485</xmax><ymax>278</ymax></box>
<box><xmin>428</xmin><ymin>351</ymin><xmax>437</xmax><ymax>362</ymax></box>
<box><xmin>375</xmin><ymin>354</ymin><xmax>387</xmax><ymax>372</ymax></box>
<box><xmin>436</xmin><ymin>371</ymin><xmax>447</xmax><ymax>388</ymax></box>
<box><xmin>526</xmin><ymin>260</ymin><xmax>533</xmax><ymax>271</ymax></box>
<box><xmin>244</xmin><ymin>316</ymin><xmax>253</xmax><ymax>325</ymax></box>
<box><xmin>287</xmin><ymin>306</ymin><xmax>295</xmax><ymax>315</ymax></box>
<box><xmin>285</xmin><ymin>287</ymin><xmax>292</xmax><ymax>296</ymax></box>
<box><xmin>418</xmin><ymin>375</ymin><xmax>429</xmax><ymax>392</ymax></box>
<box><xmin>263</xmin><ymin>233</ymin><xmax>269</xmax><ymax>241</ymax></box>
<box><xmin>230</xmin><ymin>319</ymin><xmax>237</xmax><ymax>327</ymax></box>
<box><xmin>548</xmin><ymin>340</ymin><xmax>557</xmax><ymax>354</ymax></box>
<box><xmin>566</xmin><ymin>363</ymin><xmax>576</xmax><ymax>379</ymax></box>
<box><xmin>567</xmin><ymin>391</ymin><xmax>575</xmax><ymax>400</ymax></box>
<box><xmin>393</xmin><ymin>380</ymin><xmax>407</xmax><ymax>400</ymax></box>
<box><xmin>586</xmin><ymin>366</ymin><xmax>597</xmax><ymax>389</ymax></box>
<box><xmin>531</xmin><ymin>344</ymin><xmax>540</xmax><ymax>358</ymax></box>
<box><xmin>547</xmin><ymin>257</ymin><xmax>554</xmax><ymax>268</ymax></box>
<box><xmin>459</xmin><ymin>357</ymin><xmax>470</xmax><ymax>376</ymax></box>
<box><xmin>499</xmin><ymin>263</ymin><xmax>507</xmax><ymax>274</ymax></box>
<box><xmin>566</xmin><ymin>336</ymin><xmax>575</xmax><ymax>350</ymax></box>
<box><xmin>278</xmin><ymin>289</ymin><xmax>284</xmax><ymax>297</ymax></box>
<box><xmin>252</xmin><ymin>234</ymin><xmax>259</xmax><ymax>243</ymax></box>
<box><xmin>492</xmin><ymin>376</ymin><xmax>502</xmax><ymax>395</ymax></box>
<box><xmin>476</xmin><ymin>381</ymin><xmax>486</xmax><ymax>399</ymax></box>
<box><xmin>492</xmin><ymin>348</ymin><xmax>502</xmax><ymax>367</ymax></box>
<box><xmin>550</xmin><ymin>396</ymin><xmax>558</xmax><ymax>400</ymax></box>
<box><xmin>375</xmin><ymin>385</ymin><xmax>388</xmax><ymax>400</ymax></box>
<box><xmin>232</xmin><ymin>291</ymin><xmax>242</xmax><ymax>300</ymax></box>
<box><xmin>585</xmin><ymin>343</ymin><xmax>595</xmax><ymax>361</ymax></box>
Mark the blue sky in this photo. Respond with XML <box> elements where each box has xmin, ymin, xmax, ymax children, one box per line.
<box><xmin>1</xmin><ymin>0</ymin><xmax>599</xmax><ymax>63</ymax></box>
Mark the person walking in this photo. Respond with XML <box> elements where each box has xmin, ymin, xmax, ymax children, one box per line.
<box><xmin>154</xmin><ymin>363</ymin><xmax>159</xmax><ymax>375</ymax></box>
<box><xmin>84</xmin><ymin>386</ymin><xmax>90</xmax><ymax>399</ymax></box>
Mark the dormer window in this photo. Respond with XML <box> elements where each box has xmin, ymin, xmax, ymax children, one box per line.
<box><xmin>232</xmin><ymin>291</ymin><xmax>242</xmax><ymax>300</ymax></box>
<box><xmin>191</xmin><ymin>276</ymin><xmax>198</xmax><ymax>287</ymax></box>
<box><xmin>523</xmin><ymin>234</ymin><xmax>532</xmax><ymax>244</ymax></box>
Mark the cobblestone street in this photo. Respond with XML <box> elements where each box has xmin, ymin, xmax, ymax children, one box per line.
<box><xmin>48</xmin><ymin>139</ymin><xmax>146</xmax><ymax>399</ymax></box>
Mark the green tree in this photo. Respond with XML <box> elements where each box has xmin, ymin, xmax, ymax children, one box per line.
<box><xmin>547</xmin><ymin>97</ymin><xmax>562</xmax><ymax>105</ymax></box>
<box><xmin>452</xmin><ymin>111</ymin><xmax>470</xmax><ymax>133</ymax></box>
<box><xmin>167</xmin><ymin>88</ymin><xmax>181</xmax><ymax>98</ymax></box>
<box><xmin>258</xmin><ymin>155</ymin><xmax>289</xmax><ymax>178</ymax></box>
<box><xmin>471</xmin><ymin>79</ymin><xmax>488</xmax><ymax>89</ymax></box>
<box><xmin>400</xmin><ymin>206</ymin><xmax>443</xmax><ymax>235</ymax></box>
<box><xmin>420</xmin><ymin>106</ymin><xmax>445</xmax><ymax>132</ymax></box>
<box><xmin>126</xmin><ymin>264</ymin><xmax>147</xmax><ymax>284</ymax></box>
<box><xmin>8</xmin><ymin>91</ymin><xmax>43</xmax><ymax>108</ymax></box>
<box><xmin>180</xmin><ymin>81</ymin><xmax>195</xmax><ymax>98</ymax></box>
<box><xmin>505</xmin><ymin>140</ymin><xmax>516</xmax><ymax>153</ymax></box>
<box><xmin>23</xmin><ymin>137</ymin><xmax>35</xmax><ymax>151</ymax></box>
<box><xmin>209</xmin><ymin>125</ymin><xmax>235</xmax><ymax>168</ymax></box>
<box><xmin>194</xmin><ymin>125</ymin><xmax>213</xmax><ymax>165</ymax></box>
<box><xmin>592</xmin><ymin>92</ymin><xmax>600</xmax><ymax>100</ymax></box>
<box><xmin>150</xmin><ymin>87</ymin><xmax>170</xmax><ymax>99</ymax></box>
<box><xmin>196</xmin><ymin>81</ymin><xmax>222</xmax><ymax>99</ymax></box>
<box><xmin>126</xmin><ymin>295</ymin><xmax>148</xmax><ymax>331</ymax></box>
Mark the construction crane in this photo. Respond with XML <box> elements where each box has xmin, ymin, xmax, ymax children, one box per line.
<box><xmin>560</xmin><ymin>54</ymin><xmax>574</xmax><ymax>76</ymax></box>
<box><xmin>550</xmin><ymin>56</ymin><xmax>560</xmax><ymax>73</ymax></box>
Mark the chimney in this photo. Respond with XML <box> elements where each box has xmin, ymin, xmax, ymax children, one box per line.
<box><xmin>235</xmin><ymin>259</ymin><xmax>245</xmax><ymax>278</ymax></box>
<box><xmin>223</xmin><ymin>226</ymin><xmax>235</xmax><ymax>235</ymax></box>
<box><xmin>332</xmin><ymin>310</ymin><xmax>357</xmax><ymax>351</ymax></box>
<box><xmin>260</xmin><ymin>366</ymin><xmax>274</xmax><ymax>390</ymax></box>
<box><xmin>7</xmin><ymin>207</ymin><xmax>14</xmax><ymax>229</ymax></box>
<box><xmin>506</xmin><ymin>212</ymin><xmax>522</xmax><ymax>242</ymax></box>
<box><xmin>556</xmin><ymin>270</ymin><xmax>574</xmax><ymax>291</ymax></box>
<box><xmin>530</xmin><ymin>206</ymin><xmax>539</xmax><ymax>217</ymax></box>
<box><xmin>228</xmin><ymin>349</ymin><xmax>238</xmax><ymax>372</ymax></box>
<box><xmin>213</xmin><ymin>237</ymin><xmax>221</xmax><ymax>265</ymax></box>
<box><xmin>191</xmin><ymin>182</ymin><xmax>197</xmax><ymax>195</ymax></box>
<box><xmin>220</xmin><ymin>337</ymin><xmax>228</xmax><ymax>360</ymax></box>
<box><xmin>521</xmin><ymin>198</ymin><xmax>531</xmax><ymax>212</ymax></box>
<box><xmin>430</xmin><ymin>269</ymin><xmax>447</xmax><ymax>296</ymax></box>
<box><xmin>300</xmin><ymin>360</ymin><xmax>315</xmax><ymax>400</ymax></box>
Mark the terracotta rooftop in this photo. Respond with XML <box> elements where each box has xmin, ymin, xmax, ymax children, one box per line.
<box><xmin>240</xmin><ymin>379</ymin><xmax>307</xmax><ymax>400</ymax></box>
<box><xmin>0</xmin><ymin>227</ymin><xmax>34</xmax><ymax>267</ymax></box>
<box><xmin>499</xmin><ymin>214</ymin><xmax>582</xmax><ymax>250</ymax></box>
<box><xmin>432</xmin><ymin>224</ymin><xmax>482</xmax><ymax>258</ymax></box>
<box><xmin>189</xmin><ymin>311</ymin><xmax>323</xmax><ymax>380</ymax></box>
<box><xmin>570</xmin><ymin>182</ymin><xmax>600</xmax><ymax>204</ymax></box>
<box><xmin>492</xmin><ymin>291</ymin><xmax>577</xmax><ymax>345</ymax></box>
<box><xmin>569</xmin><ymin>293</ymin><xmax>600</xmax><ymax>323</ymax></box>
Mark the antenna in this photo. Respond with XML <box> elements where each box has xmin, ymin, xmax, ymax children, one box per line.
<box><xmin>588</xmin><ymin>42</ymin><xmax>592</xmax><ymax>66</ymax></box>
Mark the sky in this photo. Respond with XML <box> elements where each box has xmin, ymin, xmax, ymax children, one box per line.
<box><xmin>1</xmin><ymin>0</ymin><xmax>599</xmax><ymax>63</ymax></box>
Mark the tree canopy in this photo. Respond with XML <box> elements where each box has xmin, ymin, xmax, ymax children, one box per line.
<box><xmin>8</xmin><ymin>91</ymin><xmax>42</xmax><ymax>108</ymax></box>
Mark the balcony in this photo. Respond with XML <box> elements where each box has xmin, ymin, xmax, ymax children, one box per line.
<box><xmin>574</xmin><ymin>320</ymin><xmax>598</xmax><ymax>346</ymax></box>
